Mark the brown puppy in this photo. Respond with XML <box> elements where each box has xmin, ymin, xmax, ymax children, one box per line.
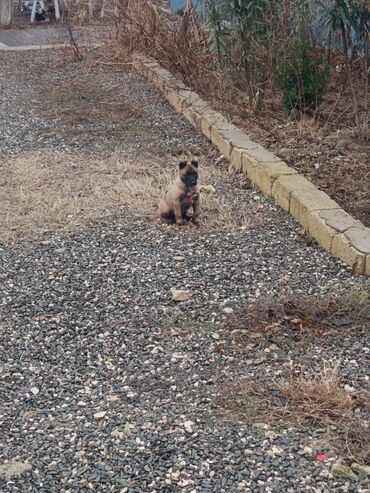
<box><xmin>150</xmin><ymin>159</ymin><xmax>200</xmax><ymax>226</ymax></box>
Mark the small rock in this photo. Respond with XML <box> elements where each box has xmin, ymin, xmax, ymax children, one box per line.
<box><xmin>344</xmin><ymin>384</ymin><xmax>355</xmax><ymax>393</ymax></box>
<box><xmin>265</xmin><ymin>430</ymin><xmax>277</xmax><ymax>439</ymax></box>
<box><xmin>279</xmin><ymin>147</ymin><xmax>294</xmax><ymax>158</ymax></box>
<box><xmin>107</xmin><ymin>395</ymin><xmax>120</xmax><ymax>402</ymax></box>
<box><xmin>331</xmin><ymin>462</ymin><xmax>358</xmax><ymax>480</ymax></box>
<box><xmin>303</xmin><ymin>446</ymin><xmax>313</xmax><ymax>455</ymax></box>
<box><xmin>111</xmin><ymin>429</ymin><xmax>125</xmax><ymax>439</ymax></box>
<box><xmin>124</xmin><ymin>423</ymin><xmax>135</xmax><ymax>435</ymax></box>
<box><xmin>30</xmin><ymin>387</ymin><xmax>39</xmax><ymax>395</ymax></box>
<box><xmin>351</xmin><ymin>463</ymin><xmax>370</xmax><ymax>477</ymax></box>
<box><xmin>171</xmin><ymin>289</ymin><xmax>191</xmax><ymax>302</ymax></box>
<box><xmin>173</xmin><ymin>256</ymin><xmax>185</xmax><ymax>261</ymax></box>
<box><xmin>93</xmin><ymin>411</ymin><xmax>107</xmax><ymax>421</ymax></box>
<box><xmin>266</xmin><ymin>446</ymin><xmax>283</xmax><ymax>456</ymax></box>
<box><xmin>223</xmin><ymin>307</ymin><xmax>233</xmax><ymax>314</ymax></box>
<box><xmin>254</xmin><ymin>422</ymin><xmax>270</xmax><ymax>430</ymax></box>
<box><xmin>184</xmin><ymin>421</ymin><xmax>194</xmax><ymax>433</ymax></box>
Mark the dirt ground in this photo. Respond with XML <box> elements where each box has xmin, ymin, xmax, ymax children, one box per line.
<box><xmin>193</xmin><ymin>72</ymin><xmax>370</xmax><ymax>228</ymax></box>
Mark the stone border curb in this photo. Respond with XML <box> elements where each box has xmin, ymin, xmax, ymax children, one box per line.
<box><xmin>133</xmin><ymin>55</ymin><xmax>370</xmax><ymax>275</ymax></box>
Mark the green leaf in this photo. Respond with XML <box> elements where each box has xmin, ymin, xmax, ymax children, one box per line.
<box><xmin>211</xmin><ymin>332</ymin><xmax>220</xmax><ymax>340</ymax></box>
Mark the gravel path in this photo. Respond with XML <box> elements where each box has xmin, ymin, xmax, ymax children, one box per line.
<box><xmin>0</xmin><ymin>48</ymin><xmax>369</xmax><ymax>492</ymax></box>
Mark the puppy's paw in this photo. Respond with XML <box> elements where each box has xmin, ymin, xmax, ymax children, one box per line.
<box><xmin>176</xmin><ymin>219</ymin><xmax>184</xmax><ymax>226</ymax></box>
<box><xmin>192</xmin><ymin>219</ymin><xmax>200</xmax><ymax>228</ymax></box>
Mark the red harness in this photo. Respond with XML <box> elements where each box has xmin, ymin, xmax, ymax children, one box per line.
<box><xmin>187</xmin><ymin>191</ymin><xmax>194</xmax><ymax>205</ymax></box>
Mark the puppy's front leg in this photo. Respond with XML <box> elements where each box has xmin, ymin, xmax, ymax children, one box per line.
<box><xmin>173</xmin><ymin>199</ymin><xmax>184</xmax><ymax>225</ymax></box>
<box><xmin>192</xmin><ymin>195</ymin><xmax>200</xmax><ymax>226</ymax></box>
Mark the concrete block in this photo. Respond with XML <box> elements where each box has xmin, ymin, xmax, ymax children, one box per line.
<box><xmin>248</xmin><ymin>161</ymin><xmax>297</xmax><ymax>196</ymax></box>
<box><xmin>331</xmin><ymin>234</ymin><xmax>366</xmax><ymax>274</ymax></box>
<box><xmin>306</xmin><ymin>212</ymin><xmax>338</xmax><ymax>252</ymax></box>
<box><xmin>164</xmin><ymin>88</ymin><xmax>186</xmax><ymax>112</ymax></box>
<box><xmin>344</xmin><ymin>227</ymin><xmax>370</xmax><ymax>254</ymax></box>
<box><xmin>290</xmin><ymin>188</ymin><xmax>340</xmax><ymax>230</ymax></box>
<box><xmin>182</xmin><ymin>100</ymin><xmax>214</xmax><ymax>129</ymax></box>
<box><xmin>200</xmin><ymin>112</ymin><xmax>226</xmax><ymax>140</ymax></box>
<box><xmin>210</xmin><ymin>122</ymin><xmax>233</xmax><ymax>160</ymax></box>
<box><xmin>272</xmin><ymin>175</ymin><xmax>317</xmax><ymax>212</ymax></box>
<box><xmin>318</xmin><ymin>209</ymin><xmax>364</xmax><ymax>233</ymax></box>
<box><xmin>230</xmin><ymin>147</ymin><xmax>244</xmax><ymax>172</ymax></box>
<box><xmin>210</xmin><ymin>121</ymin><xmax>258</xmax><ymax>160</ymax></box>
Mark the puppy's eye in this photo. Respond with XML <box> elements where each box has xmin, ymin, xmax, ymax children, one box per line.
<box><xmin>179</xmin><ymin>161</ymin><xmax>187</xmax><ymax>169</ymax></box>
<box><xmin>191</xmin><ymin>160</ymin><xmax>199</xmax><ymax>168</ymax></box>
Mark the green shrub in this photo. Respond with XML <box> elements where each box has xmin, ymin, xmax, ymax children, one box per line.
<box><xmin>275</xmin><ymin>29</ymin><xmax>330</xmax><ymax>114</ymax></box>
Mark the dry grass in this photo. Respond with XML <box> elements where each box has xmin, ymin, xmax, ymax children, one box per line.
<box><xmin>220</xmin><ymin>292</ymin><xmax>370</xmax><ymax>463</ymax></box>
<box><xmin>111</xmin><ymin>0</ymin><xmax>223</xmax><ymax>94</ymax></box>
<box><xmin>227</xmin><ymin>363</ymin><xmax>370</xmax><ymax>464</ymax></box>
<box><xmin>233</xmin><ymin>364</ymin><xmax>354</xmax><ymax>423</ymax></box>
<box><xmin>228</xmin><ymin>290</ymin><xmax>370</xmax><ymax>348</ymax></box>
<box><xmin>228</xmin><ymin>364</ymin><xmax>370</xmax><ymax>463</ymax></box>
<box><xmin>0</xmin><ymin>149</ymin><xmax>254</xmax><ymax>241</ymax></box>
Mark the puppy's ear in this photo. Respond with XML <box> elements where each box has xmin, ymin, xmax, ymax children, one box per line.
<box><xmin>179</xmin><ymin>161</ymin><xmax>187</xmax><ymax>169</ymax></box>
<box><xmin>191</xmin><ymin>159</ymin><xmax>199</xmax><ymax>168</ymax></box>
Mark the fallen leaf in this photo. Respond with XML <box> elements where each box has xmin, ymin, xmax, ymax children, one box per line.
<box><xmin>199</xmin><ymin>185</ymin><xmax>216</xmax><ymax>194</ymax></box>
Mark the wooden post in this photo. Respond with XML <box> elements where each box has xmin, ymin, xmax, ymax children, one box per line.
<box><xmin>30</xmin><ymin>0</ymin><xmax>37</xmax><ymax>22</ymax></box>
<box><xmin>54</xmin><ymin>0</ymin><xmax>60</xmax><ymax>20</ymax></box>
<box><xmin>0</xmin><ymin>0</ymin><xmax>13</xmax><ymax>26</ymax></box>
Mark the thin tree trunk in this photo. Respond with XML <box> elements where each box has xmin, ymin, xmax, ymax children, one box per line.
<box><xmin>365</xmin><ymin>31</ymin><xmax>369</xmax><ymax>112</ymax></box>
<box><xmin>340</xmin><ymin>22</ymin><xmax>360</xmax><ymax>128</ymax></box>
<box><xmin>0</xmin><ymin>0</ymin><xmax>12</xmax><ymax>26</ymax></box>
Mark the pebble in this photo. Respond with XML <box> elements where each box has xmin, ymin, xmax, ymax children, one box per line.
<box><xmin>223</xmin><ymin>307</ymin><xmax>234</xmax><ymax>314</ymax></box>
<box><xmin>171</xmin><ymin>289</ymin><xmax>192</xmax><ymax>301</ymax></box>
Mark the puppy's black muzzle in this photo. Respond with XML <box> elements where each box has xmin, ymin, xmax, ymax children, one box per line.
<box><xmin>183</xmin><ymin>174</ymin><xmax>197</xmax><ymax>188</ymax></box>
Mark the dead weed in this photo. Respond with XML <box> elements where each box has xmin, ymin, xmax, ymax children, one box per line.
<box><xmin>228</xmin><ymin>290</ymin><xmax>370</xmax><ymax>348</ymax></box>
<box><xmin>0</xmin><ymin>149</ymin><xmax>254</xmax><ymax>240</ymax></box>
<box><xmin>221</xmin><ymin>292</ymin><xmax>370</xmax><ymax>463</ymax></box>
<box><xmin>227</xmin><ymin>364</ymin><xmax>370</xmax><ymax>463</ymax></box>
<box><xmin>228</xmin><ymin>364</ymin><xmax>369</xmax><ymax>463</ymax></box>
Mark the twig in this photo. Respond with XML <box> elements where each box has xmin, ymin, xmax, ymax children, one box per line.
<box><xmin>68</xmin><ymin>26</ymin><xmax>83</xmax><ymax>61</ymax></box>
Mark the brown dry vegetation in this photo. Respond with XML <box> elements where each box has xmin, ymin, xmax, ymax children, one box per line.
<box><xmin>107</xmin><ymin>0</ymin><xmax>370</xmax><ymax>227</ymax></box>
<box><xmin>228</xmin><ymin>366</ymin><xmax>369</xmax><ymax>464</ymax></box>
<box><xmin>0</xmin><ymin>149</ymin><xmax>257</xmax><ymax>241</ymax></box>
<box><xmin>218</xmin><ymin>292</ymin><xmax>370</xmax><ymax>463</ymax></box>
<box><xmin>228</xmin><ymin>290</ymin><xmax>370</xmax><ymax>347</ymax></box>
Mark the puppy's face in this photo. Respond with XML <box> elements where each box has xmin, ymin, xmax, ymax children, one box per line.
<box><xmin>179</xmin><ymin>159</ymin><xmax>199</xmax><ymax>189</ymax></box>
